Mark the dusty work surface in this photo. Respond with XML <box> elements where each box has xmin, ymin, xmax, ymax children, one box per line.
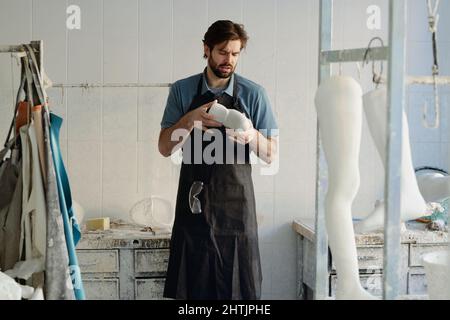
<box><xmin>292</xmin><ymin>218</ymin><xmax>448</xmax><ymax>245</ymax></box>
<box><xmin>77</xmin><ymin>219</ymin><xmax>171</xmax><ymax>249</ymax></box>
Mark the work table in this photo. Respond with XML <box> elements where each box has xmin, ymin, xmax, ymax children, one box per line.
<box><xmin>292</xmin><ymin>218</ymin><xmax>448</xmax><ymax>299</ymax></box>
<box><xmin>76</xmin><ymin>219</ymin><xmax>172</xmax><ymax>300</ymax></box>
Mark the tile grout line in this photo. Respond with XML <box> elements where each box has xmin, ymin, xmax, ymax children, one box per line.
<box><xmin>100</xmin><ymin>0</ymin><xmax>104</xmax><ymax>217</ymax></box>
<box><xmin>136</xmin><ymin>0</ymin><xmax>140</xmax><ymax>194</ymax></box>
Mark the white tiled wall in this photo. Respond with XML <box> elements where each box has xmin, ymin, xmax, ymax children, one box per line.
<box><xmin>139</xmin><ymin>0</ymin><xmax>173</xmax><ymax>83</ymax></box>
<box><xmin>172</xmin><ymin>0</ymin><xmax>208</xmax><ymax>80</ymax></box>
<box><xmin>67</xmin><ymin>0</ymin><xmax>103</xmax><ymax>83</ymax></box>
<box><xmin>104</xmin><ymin>0</ymin><xmax>139</xmax><ymax>83</ymax></box>
<box><xmin>407</xmin><ymin>0</ymin><xmax>450</xmax><ymax>175</ymax></box>
<box><xmin>0</xmin><ymin>0</ymin><xmax>448</xmax><ymax>299</ymax></box>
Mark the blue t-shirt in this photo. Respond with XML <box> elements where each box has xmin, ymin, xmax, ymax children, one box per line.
<box><xmin>160</xmin><ymin>72</ymin><xmax>278</xmax><ymax>137</ymax></box>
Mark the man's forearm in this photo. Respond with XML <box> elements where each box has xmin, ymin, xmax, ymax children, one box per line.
<box><xmin>249</xmin><ymin>130</ymin><xmax>277</xmax><ymax>164</ymax></box>
<box><xmin>158</xmin><ymin>115</ymin><xmax>194</xmax><ymax>157</ymax></box>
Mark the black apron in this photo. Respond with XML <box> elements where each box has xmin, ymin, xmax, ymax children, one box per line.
<box><xmin>163</xmin><ymin>71</ymin><xmax>262</xmax><ymax>300</ymax></box>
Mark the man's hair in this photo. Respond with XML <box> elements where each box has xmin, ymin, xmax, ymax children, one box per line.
<box><xmin>203</xmin><ymin>20</ymin><xmax>248</xmax><ymax>58</ymax></box>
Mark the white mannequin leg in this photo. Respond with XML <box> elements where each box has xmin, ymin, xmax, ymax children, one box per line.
<box><xmin>354</xmin><ymin>87</ymin><xmax>428</xmax><ymax>233</ymax></box>
<box><xmin>315</xmin><ymin>76</ymin><xmax>376</xmax><ymax>299</ymax></box>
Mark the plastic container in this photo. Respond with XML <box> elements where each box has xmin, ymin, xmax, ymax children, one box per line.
<box><xmin>422</xmin><ymin>250</ymin><xmax>450</xmax><ymax>300</ymax></box>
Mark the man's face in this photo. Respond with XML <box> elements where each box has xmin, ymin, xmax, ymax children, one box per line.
<box><xmin>205</xmin><ymin>40</ymin><xmax>241</xmax><ymax>79</ymax></box>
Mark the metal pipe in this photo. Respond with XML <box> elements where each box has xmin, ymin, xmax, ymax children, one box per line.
<box><xmin>320</xmin><ymin>46</ymin><xmax>388</xmax><ymax>64</ymax></box>
<box><xmin>0</xmin><ymin>45</ymin><xmax>24</xmax><ymax>53</ymax></box>
<box><xmin>407</xmin><ymin>76</ymin><xmax>450</xmax><ymax>85</ymax></box>
<box><xmin>314</xmin><ymin>0</ymin><xmax>333</xmax><ymax>300</ymax></box>
<box><xmin>383</xmin><ymin>0</ymin><xmax>407</xmax><ymax>300</ymax></box>
<box><xmin>50</xmin><ymin>82</ymin><xmax>172</xmax><ymax>88</ymax></box>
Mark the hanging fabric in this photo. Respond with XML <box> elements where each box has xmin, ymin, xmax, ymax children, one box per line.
<box><xmin>1</xmin><ymin>43</ymin><xmax>84</xmax><ymax>299</ymax></box>
<box><xmin>16</xmin><ymin>53</ymin><xmax>47</xmax><ymax>290</ymax></box>
<box><xmin>22</xmin><ymin>44</ymin><xmax>83</xmax><ymax>299</ymax></box>
<box><xmin>0</xmin><ymin>139</ymin><xmax>23</xmax><ymax>272</ymax></box>
<box><xmin>0</xmin><ymin>45</ymin><xmax>85</xmax><ymax>300</ymax></box>
<box><xmin>49</xmin><ymin>114</ymin><xmax>82</xmax><ymax>245</ymax></box>
<box><xmin>0</xmin><ymin>60</ymin><xmax>27</xmax><ymax>272</ymax></box>
<box><xmin>49</xmin><ymin>113</ymin><xmax>84</xmax><ymax>299</ymax></box>
<box><xmin>41</xmin><ymin>111</ymin><xmax>75</xmax><ymax>300</ymax></box>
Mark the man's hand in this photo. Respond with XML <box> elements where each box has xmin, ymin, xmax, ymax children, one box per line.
<box><xmin>185</xmin><ymin>100</ymin><xmax>222</xmax><ymax>131</ymax></box>
<box><xmin>226</xmin><ymin>118</ymin><xmax>277</xmax><ymax>164</ymax></box>
<box><xmin>158</xmin><ymin>100</ymin><xmax>222</xmax><ymax>157</ymax></box>
<box><xmin>225</xmin><ymin>118</ymin><xmax>256</xmax><ymax>145</ymax></box>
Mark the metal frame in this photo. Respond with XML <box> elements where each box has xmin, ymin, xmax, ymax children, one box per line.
<box><xmin>0</xmin><ymin>40</ymin><xmax>44</xmax><ymax>104</ymax></box>
<box><xmin>314</xmin><ymin>0</ymin><xmax>449</xmax><ymax>300</ymax></box>
<box><xmin>0</xmin><ymin>45</ymin><xmax>29</xmax><ymax>53</ymax></box>
<box><xmin>0</xmin><ymin>41</ymin><xmax>43</xmax><ymax>68</ymax></box>
<box><xmin>50</xmin><ymin>83</ymin><xmax>171</xmax><ymax>88</ymax></box>
<box><xmin>313</xmin><ymin>0</ymin><xmax>332</xmax><ymax>300</ymax></box>
<box><xmin>0</xmin><ymin>43</ymin><xmax>170</xmax><ymax>89</ymax></box>
<box><xmin>383</xmin><ymin>0</ymin><xmax>407</xmax><ymax>299</ymax></box>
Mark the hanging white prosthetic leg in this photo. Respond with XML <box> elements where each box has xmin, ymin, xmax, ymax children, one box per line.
<box><xmin>354</xmin><ymin>86</ymin><xmax>429</xmax><ymax>233</ymax></box>
<box><xmin>315</xmin><ymin>76</ymin><xmax>376</xmax><ymax>299</ymax></box>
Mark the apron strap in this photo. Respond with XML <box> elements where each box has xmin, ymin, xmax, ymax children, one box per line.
<box><xmin>0</xmin><ymin>136</ymin><xmax>18</xmax><ymax>161</ymax></box>
<box><xmin>194</xmin><ymin>70</ymin><xmax>243</xmax><ymax>184</ymax></box>
<box><xmin>23</xmin><ymin>55</ymin><xmax>34</xmax><ymax>127</ymax></box>
<box><xmin>3</xmin><ymin>50</ymin><xmax>35</xmax><ymax>147</ymax></box>
<box><xmin>194</xmin><ymin>70</ymin><xmax>216</xmax><ymax>183</ymax></box>
<box><xmin>232</xmin><ymin>74</ymin><xmax>241</xmax><ymax>110</ymax></box>
<box><xmin>24</xmin><ymin>44</ymin><xmax>47</xmax><ymax>108</ymax></box>
<box><xmin>4</xmin><ymin>59</ymin><xmax>26</xmax><ymax>147</ymax></box>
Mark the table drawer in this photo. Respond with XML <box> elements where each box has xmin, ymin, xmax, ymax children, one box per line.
<box><xmin>331</xmin><ymin>245</ymin><xmax>409</xmax><ymax>271</ymax></box>
<box><xmin>135</xmin><ymin>278</ymin><xmax>166</xmax><ymax>300</ymax></box>
<box><xmin>78</xmin><ymin>249</ymin><xmax>119</xmax><ymax>273</ymax></box>
<box><xmin>83</xmin><ymin>278</ymin><xmax>119</xmax><ymax>300</ymax></box>
<box><xmin>329</xmin><ymin>270</ymin><xmax>408</xmax><ymax>297</ymax></box>
<box><xmin>302</xmin><ymin>238</ymin><xmax>317</xmax><ymax>289</ymax></box>
<box><xmin>330</xmin><ymin>273</ymin><xmax>383</xmax><ymax>297</ymax></box>
<box><xmin>331</xmin><ymin>246</ymin><xmax>384</xmax><ymax>271</ymax></box>
<box><xmin>357</xmin><ymin>246</ymin><xmax>384</xmax><ymax>270</ymax></box>
<box><xmin>135</xmin><ymin>249</ymin><xmax>170</xmax><ymax>274</ymax></box>
<box><xmin>407</xmin><ymin>268</ymin><xmax>427</xmax><ymax>295</ymax></box>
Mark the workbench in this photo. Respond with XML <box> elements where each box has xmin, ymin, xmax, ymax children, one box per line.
<box><xmin>292</xmin><ymin>218</ymin><xmax>448</xmax><ymax>299</ymax></box>
<box><xmin>76</xmin><ymin>220</ymin><xmax>171</xmax><ymax>300</ymax></box>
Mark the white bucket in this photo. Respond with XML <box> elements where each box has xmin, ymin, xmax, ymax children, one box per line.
<box><xmin>422</xmin><ymin>250</ymin><xmax>450</xmax><ymax>300</ymax></box>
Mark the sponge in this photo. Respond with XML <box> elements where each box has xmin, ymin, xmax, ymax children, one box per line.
<box><xmin>208</xmin><ymin>102</ymin><xmax>250</xmax><ymax>130</ymax></box>
<box><xmin>86</xmin><ymin>217</ymin><xmax>110</xmax><ymax>231</ymax></box>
